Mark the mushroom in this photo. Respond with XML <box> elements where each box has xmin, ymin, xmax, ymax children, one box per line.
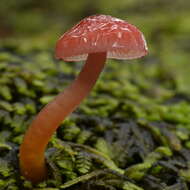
<box><xmin>19</xmin><ymin>14</ymin><xmax>148</xmax><ymax>183</ymax></box>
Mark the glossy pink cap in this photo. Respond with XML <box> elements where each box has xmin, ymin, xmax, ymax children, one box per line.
<box><xmin>56</xmin><ymin>15</ymin><xmax>148</xmax><ymax>62</ymax></box>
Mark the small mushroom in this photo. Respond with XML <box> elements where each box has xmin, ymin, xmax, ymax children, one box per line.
<box><xmin>19</xmin><ymin>14</ymin><xmax>148</xmax><ymax>183</ymax></box>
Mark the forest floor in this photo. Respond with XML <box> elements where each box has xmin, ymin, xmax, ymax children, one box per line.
<box><xmin>0</xmin><ymin>35</ymin><xmax>190</xmax><ymax>190</ymax></box>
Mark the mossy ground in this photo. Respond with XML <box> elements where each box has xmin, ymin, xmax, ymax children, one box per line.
<box><xmin>0</xmin><ymin>34</ymin><xmax>190</xmax><ymax>190</ymax></box>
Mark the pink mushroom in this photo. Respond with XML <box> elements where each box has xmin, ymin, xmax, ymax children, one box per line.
<box><xmin>19</xmin><ymin>14</ymin><xmax>148</xmax><ymax>183</ymax></box>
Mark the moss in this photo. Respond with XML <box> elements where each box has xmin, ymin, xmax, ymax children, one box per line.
<box><xmin>0</xmin><ymin>3</ymin><xmax>190</xmax><ymax>189</ymax></box>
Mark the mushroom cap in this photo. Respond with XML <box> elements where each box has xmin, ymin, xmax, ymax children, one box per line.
<box><xmin>56</xmin><ymin>15</ymin><xmax>148</xmax><ymax>62</ymax></box>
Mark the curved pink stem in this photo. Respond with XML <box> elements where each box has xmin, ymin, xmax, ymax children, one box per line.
<box><xmin>19</xmin><ymin>52</ymin><xmax>107</xmax><ymax>183</ymax></box>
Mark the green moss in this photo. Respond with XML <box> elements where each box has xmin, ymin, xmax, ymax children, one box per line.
<box><xmin>0</xmin><ymin>2</ymin><xmax>190</xmax><ymax>189</ymax></box>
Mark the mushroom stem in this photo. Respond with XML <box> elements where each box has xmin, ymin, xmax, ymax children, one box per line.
<box><xmin>19</xmin><ymin>52</ymin><xmax>107</xmax><ymax>183</ymax></box>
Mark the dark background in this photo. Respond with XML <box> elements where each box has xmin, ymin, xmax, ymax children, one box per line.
<box><xmin>1</xmin><ymin>0</ymin><xmax>189</xmax><ymax>93</ymax></box>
